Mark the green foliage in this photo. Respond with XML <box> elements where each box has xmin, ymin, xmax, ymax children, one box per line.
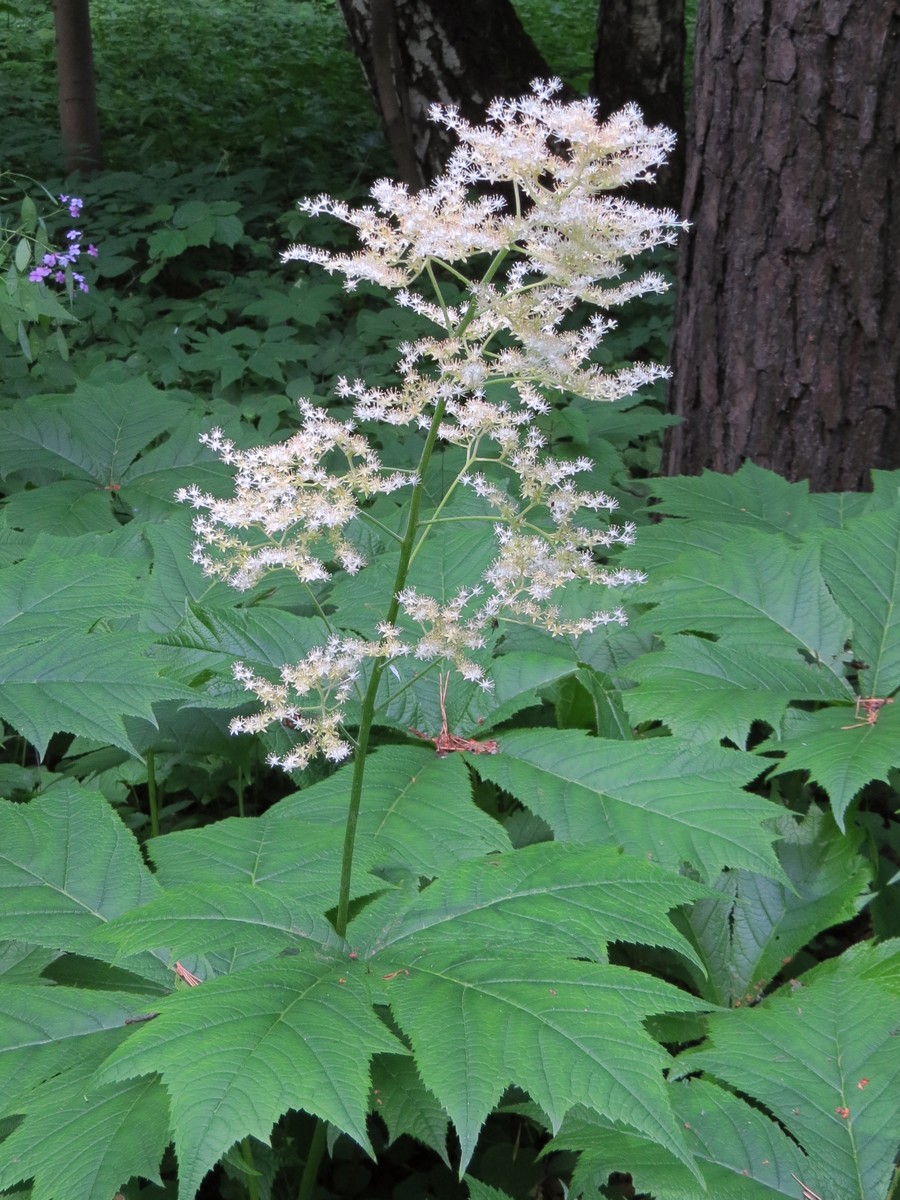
<box><xmin>0</xmin><ymin>6</ymin><xmax>896</xmax><ymax>1199</ymax></box>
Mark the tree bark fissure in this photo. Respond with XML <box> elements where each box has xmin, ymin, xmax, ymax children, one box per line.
<box><xmin>593</xmin><ymin>0</ymin><xmax>686</xmax><ymax>210</ymax></box>
<box><xmin>666</xmin><ymin>0</ymin><xmax>900</xmax><ymax>490</ymax></box>
<box><xmin>336</xmin><ymin>0</ymin><xmax>551</xmax><ymax>184</ymax></box>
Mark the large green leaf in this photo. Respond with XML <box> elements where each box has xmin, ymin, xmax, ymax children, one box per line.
<box><xmin>96</xmin><ymin>958</ymin><xmax>403</xmax><ymax>1200</ymax></box>
<box><xmin>648</xmin><ymin>462</ymin><xmax>821</xmax><ymax>537</ymax></box>
<box><xmin>0</xmin><ymin>985</ymin><xmax>142</xmax><ymax>1118</ymax></box>
<box><xmin>622</xmin><ymin>634</ymin><xmax>851</xmax><ymax>746</ymax></box>
<box><xmin>0</xmin><ymin>1067</ymin><xmax>169</xmax><ymax>1200</ymax></box>
<box><xmin>350</xmin><ymin>842</ymin><xmax>710</xmax><ymax>969</ymax></box>
<box><xmin>0</xmin><ymin>551</ymin><xmax>145</xmax><ymax>644</ymax></box>
<box><xmin>632</xmin><ymin>532</ymin><xmax>850</xmax><ymax>676</ymax></box>
<box><xmin>371</xmin><ymin>1053</ymin><xmax>450</xmax><ymax>1166</ymax></box>
<box><xmin>471</xmin><ymin>728</ymin><xmax>783</xmax><ymax>881</ymax></box>
<box><xmin>760</xmin><ymin>704</ymin><xmax>900</xmax><ymax>829</ymax></box>
<box><xmin>679</xmin><ymin>940</ymin><xmax>900</xmax><ymax>1200</ymax></box>
<box><xmin>270</xmin><ymin>745</ymin><xmax>511</xmax><ymax>877</ymax></box>
<box><xmin>0</xmin><ymin>371</ymin><xmax>185</xmax><ymax>485</ymax></box>
<box><xmin>820</xmin><ymin>505</ymin><xmax>900</xmax><ymax>697</ymax></box>
<box><xmin>86</xmin><ymin>882</ymin><xmax>345</xmax><ymax>963</ymax></box>
<box><xmin>0</xmin><ymin>782</ymin><xmax>167</xmax><ymax>985</ymax></box>
<box><xmin>683</xmin><ymin>808</ymin><xmax>872</xmax><ymax>1006</ymax></box>
<box><xmin>378</xmin><ymin>948</ymin><xmax>707</xmax><ymax>1173</ymax></box>
<box><xmin>0</xmin><ymin>629</ymin><xmax>192</xmax><ymax>757</ymax></box>
<box><xmin>146</xmin><ymin>816</ymin><xmax>377</xmax><ymax>906</ymax></box>
<box><xmin>2</xmin><ymin>480</ymin><xmax>122</xmax><ymax>537</ymax></box>
<box><xmin>550</xmin><ymin>1078</ymin><xmax>809</xmax><ymax>1199</ymax></box>
<box><xmin>159</xmin><ymin>603</ymin><xmax>330</xmax><ymax>704</ymax></box>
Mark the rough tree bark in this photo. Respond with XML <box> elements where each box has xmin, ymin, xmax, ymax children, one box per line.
<box><xmin>665</xmin><ymin>0</ymin><xmax>900</xmax><ymax>491</ymax></box>
<box><xmin>335</xmin><ymin>0</ymin><xmax>551</xmax><ymax>186</ymax></box>
<box><xmin>53</xmin><ymin>0</ymin><xmax>103</xmax><ymax>175</ymax></box>
<box><xmin>592</xmin><ymin>0</ymin><xmax>686</xmax><ymax>211</ymax></box>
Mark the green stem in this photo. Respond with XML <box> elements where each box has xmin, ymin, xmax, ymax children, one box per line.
<box><xmin>240</xmin><ymin>1137</ymin><xmax>260</xmax><ymax>1200</ymax></box>
<box><xmin>297</xmin><ymin>1119</ymin><xmax>328</xmax><ymax>1200</ymax></box>
<box><xmin>146</xmin><ymin>749</ymin><xmax>159</xmax><ymax>838</ymax></box>
<box><xmin>334</xmin><ymin>393</ymin><xmax>448</xmax><ymax>938</ymax></box>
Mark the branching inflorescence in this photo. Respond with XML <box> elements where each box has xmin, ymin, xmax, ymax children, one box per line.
<box><xmin>178</xmin><ymin>80</ymin><xmax>685</xmax><ymax>769</ymax></box>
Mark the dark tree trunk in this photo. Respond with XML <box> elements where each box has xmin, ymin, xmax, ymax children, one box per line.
<box><xmin>335</xmin><ymin>0</ymin><xmax>551</xmax><ymax>186</ymax></box>
<box><xmin>665</xmin><ymin>0</ymin><xmax>900</xmax><ymax>491</ymax></box>
<box><xmin>53</xmin><ymin>0</ymin><xmax>103</xmax><ymax>176</ymax></box>
<box><xmin>592</xmin><ymin>0</ymin><xmax>686</xmax><ymax>211</ymax></box>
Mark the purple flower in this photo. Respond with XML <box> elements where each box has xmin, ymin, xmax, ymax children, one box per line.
<box><xmin>29</xmin><ymin>266</ymin><xmax>51</xmax><ymax>282</ymax></box>
<box><xmin>42</xmin><ymin>252</ymin><xmax>58</xmax><ymax>267</ymax></box>
<box><xmin>87</xmin><ymin>244</ymin><xmax>98</xmax><ymax>257</ymax></box>
<box><xmin>53</xmin><ymin>271</ymin><xmax>66</xmax><ymax>284</ymax></box>
<box><xmin>62</xmin><ymin>195</ymin><xmax>83</xmax><ymax>218</ymax></box>
<box><xmin>67</xmin><ymin>229</ymin><xmax>82</xmax><ymax>241</ymax></box>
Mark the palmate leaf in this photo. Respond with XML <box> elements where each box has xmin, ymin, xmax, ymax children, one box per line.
<box><xmin>0</xmin><ymin>1066</ymin><xmax>169</xmax><ymax>1200</ymax></box>
<box><xmin>377</xmin><ymin>949</ymin><xmax>707</xmax><ymax>1174</ymax></box>
<box><xmin>819</xmin><ymin>504</ymin><xmax>900</xmax><ymax>698</ymax></box>
<box><xmin>270</xmin><ymin>745</ymin><xmax>511</xmax><ymax>877</ymax></box>
<box><xmin>0</xmin><ymin>985</ymin><xmax>143</xmax><ymax>1119</ymax></box>
<box><xmin>146</xmin><ymin>816</ymin><xmax>377</xmax><ymax>906</ymax></box>
<box><xmin>471</xmin><ymin>728</ymin><xmax>784</xmax><ymax>881</ymax></box>
<box><xmin>0</xmin><ymin>781</ymin><xmax>168</xmax><ymax>987</ymax></box>
<box><xmin>371</xmin><ymin>1054</ymin><xmax>450</xmax><ymax>1166</ymax></box>
<box><xmin>0</xmin><ymin>629</ymin><xmax>193</xmax><ymax>757</ymax></box>
<box><xmin>631</xmin><ymin>531</ymin><xmax>850</xmax><ymax>676</ymax></box>
<box><xmin>549</xmin><ymin>1078</ymin><xmax>809</xmax><ymax>1199</ymax></box>
<box><xmin>87</xmin><ymin>834</ymin><xmax>714</xmax><ymax>1194</ymax></box>
<box><xmin>622</xmin><ymin>634</ymin><xmax>851</xmax><ymax>747</ymax></box>
<box><xmin>348</xmin><ymin>843</ymin><xmax>712</xmax><ymax>1170</ymax></box>
<box><xmin>350</xmin><ymin>843</ymin><xmax>710</xmax><ymax>970</ymax></box>
<box><xmin>85</xmin><ymin>882</ymin><xmax>346</xmax><ymax>963</ymax></box>
<box><xmin>760</xmin><ymin>704</ymin><xmax>900</xmax><ymax>829</ymax></box>
<box><xmin>0</xmin><ymin>370</ymin><xmax>185</xmax><ymax>485</ymax></box>
<box><xmin>648</xmin><ymin>462</ymin><xmax>822</xmax><ymax>537</ymax></box>
<box><xmin>683</xmin><ymin>808</ymin><xmax>872</xmax><ymax>1006</ymax></box>
<box><xmin>96</xmin><ymin>958</ymin><xmax>404</xmax><ymax>1200</ymax></box>
<box><xmin>0</xmin><ymin>550</ymin><xmax>145</xmax><ymax>644</ymax></box>
<box><xmin>679</xmin><ymin>940</ymin><xmax>900</xmax><ymax>1200</ymax></box>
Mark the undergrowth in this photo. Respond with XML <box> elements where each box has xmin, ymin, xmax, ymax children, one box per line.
<box><xmin>0</xmin><ymin>5</ymin><xmax>896</xmax><ymax>1200</ymax></box>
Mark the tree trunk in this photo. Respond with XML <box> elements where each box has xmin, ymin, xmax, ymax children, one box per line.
<box><xmin>335</xmin><ymin>0</ymin><xmax>551</xmax><ymax>186</ymax></box>
<box><xmin>53</xmin><ymin>0</ymin><xmax>103</xmax><ymax>175</ymax></box>
<box><xmin>664</xmin><ymin>0</ymin><xmax>900</xmax><ymax>491</ymax></box>
<box><xmin>592</xmin><ymin>0</ymin><xmax>686</xmax><ymax>211</ymax></box>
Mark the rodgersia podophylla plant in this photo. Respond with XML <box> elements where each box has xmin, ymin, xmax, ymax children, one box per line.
<box><xmin>179</xmin><ymin>79</ymin><xmax>683</xmax><ymax>920</ymax></box>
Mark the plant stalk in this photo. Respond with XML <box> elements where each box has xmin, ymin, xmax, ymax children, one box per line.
<box><xmin>334</xmin><ymin>393</ymin><xmax>448</xmax><ymax>938</ymax></box>
<box><xmin>146</xmin><ymin>748</ymin><xmax>159</xmax><ymax>838</ymax></box>
<box><xmin>296</xmin><ymin>1119</ymin><xmax>328</xmax><ymax>1200</ymax></box>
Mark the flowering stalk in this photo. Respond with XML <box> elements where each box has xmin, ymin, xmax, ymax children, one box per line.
<box><xmin>179</xmin><ymin>79</ymin><xmax>685</xmax><ymax>924</ymax></box>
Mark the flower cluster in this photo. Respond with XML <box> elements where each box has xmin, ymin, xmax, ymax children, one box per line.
<box><xmin>27</xmin><ymin>194</ymin><xmax>98</xmax><ymax>293</ymax></box>
<box><xmin>183</xmin><ymin>81</ymin><xmax>683</xmax><ymax>767</ymax></box>
<box><xmin>230</xmin><ymin>628</ymin><xmax>407</xmax><ymax>771</ymax></box>
<box><xmin>176</xmin><ymin>408</ymin><xmax>414</xmax><ymax>591</ymax></box>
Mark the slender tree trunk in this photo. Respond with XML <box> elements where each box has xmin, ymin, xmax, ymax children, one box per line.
<box><xmin>53</xmin><ymin>0</ymin><xmax>103</xmax><ymax>175</ymax></box>
<box><xmin>335</xmin><ymin>0</ymin><xmax>551</xmax><ymax>186</ymax></box>
<box><xmin>665</xmin><ymin>0</ymin><xmax>900</xmax><ymax>491</ymax></box>
<box><xmin>592</xmin><ymin>0</ymin><xmax>686</xmax><ymax>211</ymax></box>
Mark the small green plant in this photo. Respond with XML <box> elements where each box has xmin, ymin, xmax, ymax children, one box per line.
<box><xmin>0</xmin><ymin>180</ymin><xmax>98</xmax><ymax>362</ymax></box>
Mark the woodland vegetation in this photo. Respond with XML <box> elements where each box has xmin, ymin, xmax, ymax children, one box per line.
<box><xmin>0</xmin><ymin>3</ymin><xmax>897</xmax><ymax>1200</ymax></box>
